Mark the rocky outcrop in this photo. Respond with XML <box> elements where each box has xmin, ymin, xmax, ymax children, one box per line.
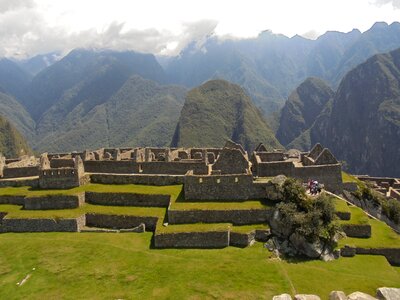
<box><xmin>376</xmin><ymin>287</ymin><xmax>400</xmax><ymax>300</ymax></box>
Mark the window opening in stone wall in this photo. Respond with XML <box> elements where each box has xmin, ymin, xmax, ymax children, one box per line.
<box><xmin>199</xmin><ymin>178</ymin><xmax>203</xmax><ymax>183</ymax></box>
<box><xmin>235</xmin><ymin>177</ymin><xmax>239</xmax><ymax>183</ymax></box>
<box><xmin>217</xmin><ymin>178</ymin><xmax>221</xmax><ymax>183</ymax></box>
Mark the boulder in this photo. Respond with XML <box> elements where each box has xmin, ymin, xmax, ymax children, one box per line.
<box><xmin>273</xmin><ymin>294</ymin><xmax>292</xmax><ymax>300</ymax></box>
<box><xmin>270</xmin><ymin>210</ymin><xmax>293</xmax><ymax>238</ymax></box>
<box><xmin>265</xmin><ymin>175</ymin><xmax>287</xmax><ymax>201</ymax></box>
<box><xmin>347</xmin><ymin>292</ymin><xmax>378</xmax><ymax>300</ymax></box>
<box><xmin>289</xmin><ymin>232</ymin><xmax>323</xmax><ymax>259</ymax></box>
<box><xmin>294</xmin><ymin>294</ymin><xmax>321</xmax><ymax>300</ymax></box>
<box><xmin>376</xmin><ymin>287</ymin><xmax>400</xmax><ymax>300</ymax></box>
<box><xmin>329</xmin><ymin>291</ymin><xmax>347</xmax><ymax>300</ymax></box>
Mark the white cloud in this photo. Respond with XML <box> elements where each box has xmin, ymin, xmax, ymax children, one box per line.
<box><xmin>0</xmin><ymin>0</ymin><xmax>399</xmax><ymax>58</ymax></box>
<box><xmin>371</xmin><ymin>0</ymin><xmax>400</xmax><ymax>9</ymax></box>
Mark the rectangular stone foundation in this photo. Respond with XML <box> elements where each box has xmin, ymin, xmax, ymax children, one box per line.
<box><xmin>154</xmin><ymin>231</ymin><xmax>229</xmax><ymax>248</ymax></box>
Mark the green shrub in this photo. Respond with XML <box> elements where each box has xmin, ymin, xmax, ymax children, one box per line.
<box><xmin>276</xmin><ymin>179</ymin><xmax>339</xmax><ymax>244</ymax></box>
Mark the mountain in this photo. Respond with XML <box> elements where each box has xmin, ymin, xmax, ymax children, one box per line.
<box><xmin>0</xmin><ymin>58</ymin><xmax>31</xmax><ymax>101</ymax></box>
<box><xmin>23</xmin><ymin>48</ymin><xmax>167</xmax><ymax>120</ymax></box>
<box><xmin>167</xmin><ymin>22</ymin><xmax>400</xmax><ymax>115</ymax></box>
<box><xmin>0</xmin><ymin>115</ymin><xmax>32</xmax><ymax>158</ymax></box>
<box><xmin>276</xmin><ymin>77</ymin><xmax>334</xmax><ymax>146</ymax></box>
<box><xmin>34</xmin><ymin>75</ymin><xmax>186</xmax><ymax>152</ymax></box>
<box><xmin>292</xmin><ymin>48</ymin><xmax>400</xmax><ymax>177</ymax></box>
<box><xmin>0</xmin><ymin>91</ymin><xmax>35</xmax><ymax>142</ymax></box>
<box><xmin>171</xmin><ymin>79</ymin><xmax>282</xmax><ymax>151</ymax></box>
<box><xmin>17</xmin><ymin>52</ymin><xmax>60</xmax><ymax>76</ymax></box>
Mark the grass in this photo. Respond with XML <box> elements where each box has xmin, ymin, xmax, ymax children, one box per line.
<box><xmin>156</xmin><ymin>223</ymin><xmax>231</xmax><ymax>234</ymax></box>
<box><xmin>170</xmin><ymin>199</ymin><xmax>275</xmax><ymax>211</ymax></box>
<box><xmin>339</xmin><ymin>206</ymin><xmax>369</xmax><ymax>225</ymax></box>
<box><xmin>342</xmin><ymin>171</ymin><xmax>361</xmax><ymax>184</ymax></box>
<box><xmin>0</xmin><ymin>233</ymin><xmax>399</xmax><ymax>299</ymax></box>
<box><xmin>0</xmin><ymin>203</ymin><xmax>166</xmax><ymax>219</ymax></box>
<box><xmin>0</xmin><ymin>184</ymin><xmax>183</xmax><ymax>201</ymax></box>
<box><xmin>333</xmin><ymin>197</ymin><xmax>351</xmax><ymax>214</ymax></box>
<box><xmin>231</xmin><ymin>224</ymin><xmax>269</xmax><ymax>233</ymax></box>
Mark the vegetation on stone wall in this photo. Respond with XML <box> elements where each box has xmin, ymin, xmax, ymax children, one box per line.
<box><xmin>353</xmin><ymin>183</ymin><xmax>400</xmax><ymax>225</ymax></box>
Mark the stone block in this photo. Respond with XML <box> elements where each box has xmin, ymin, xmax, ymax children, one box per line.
<box><xmin>273</xmin><ymin>294</ymin><xmax>292</xmax><ymax>300</ymax></box>
<box><xmin>329</xmin><ymin>291</ymin><xmax>347</xmax><ymax>300</ymax></box>
<box><xmin>347</xmin><ymin>292</ymin><xmax>377</xmax><ymax>300</ymax></box>
<box><xmin>376</xmin><ymin>287</ymin><xmax>400</xmax><ymax>300</ymax></box>
<box><xmin>294</xmin><ymin>295</ymin><xmax>321</xmax><ymax>300</ymax></box>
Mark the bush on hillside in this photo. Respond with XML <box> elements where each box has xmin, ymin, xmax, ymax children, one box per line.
<box><xmin>275</xmin><ymin>178</ymin><xmax>339</xmax><ymax>244</ymax></box>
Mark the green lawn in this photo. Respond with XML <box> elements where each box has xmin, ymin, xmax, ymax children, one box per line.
<box><xmin>342</xmin><ymin>171</ymin><xmax>361</xmax><ymax>184</ymax></box>
<box><xmin>0</xmin><ymin>233</ymin><xmax>399</xmax><ymax>299</ymax></box>
<box><xmin>0</xmin><ymin>203</ymin><xmax>166</xmax><ymax>219</ymax></box>
<box><xmin>0</xmin><ymin>184</ymin><xmax>183</xmax><ymax>201</ymax></box>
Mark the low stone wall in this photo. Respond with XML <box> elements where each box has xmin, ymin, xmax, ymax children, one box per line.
<box><xmin>0</xmin><ymin>215</ymin><xmax>85</xmax><ymax>232</ymax></box>
<box><xmin>140</xmin><ymin>161</ymin><xmax>209</xmax><ymax>175</ymax></box>
<box><xmin>90</xmin><ymin>174</ymin><xmax>184</xmax><ymax>186</ymax></box>
<box><xmin>356</xmin><ymin>247</ymin><xmax>400</xmax><ymax>266</ymax></box>
<box><xmin>2</xmin><ymin>166</ymin><xmax>39</xmax><ymax>179</ymax></box>
<box><xmin>85</xmin><ymin>213</ymin><xmax>158</xmax><ymax>231</ymax></box>
<box><xmin>336</xmin><ymin>211</ymin><xmax>351</xmax><ymax>221</ymax></box>
<box><xmin>184</xmin><ymin>174</ymin><xmax>266</xmax><ymax>201</ymax></box>
<box><xmin>168</xmin><ymin>209</ymin><xmax>272</xmax><ymax>225</ymax></box>
<box><xmin>0</xmin><ymin>177</ymin><xmax>39</xmax><ymax>188</ymax></box>
<box><xmin>85</xmin><ymin>192</ymin><xmax>170</xmax><ymax>207</ymax></box>
<box><xmin>154</xmin><ymin>231</ymin><xmax>229</xmax><ymax>248</ymax></box>
<box><xmin>229</xmin><ymin>231</ymin><xmax>255</xmax><ymax>247</ymax></box>
<box><xmin>0</xmin><ymin>195</ymin><xmax>25</xmax><ymax>205</ymax></box>
<box><xmin>255</xmin><ymin>229</ymin><xmax>271</xmax><ymax>242</ymax></box>
<box><xmin>341</xmin><ymin>224</ymin><xmax>371</xmax><ymax>238</ymax></box>
<box><xmin>343</xmin><ymin>182</ymin><xmax>358</xmax><ymax>192</ymax></box>
<box><xmin>50</xmin><ymin>158</ymin><xmax>75</xmax><ymax>168</ymax></box>
<box><xmin>84</xmin><ymin>160</ymin><xmax>139</xmax><ymax>174</ymax></box>
<box><xmin>24</xmin><ymin>193</ymin><xmax>85</xmax><ymax>210</ymax></box>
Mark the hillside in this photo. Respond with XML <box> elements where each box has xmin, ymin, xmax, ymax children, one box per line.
<box><xmin>0</xmin><ymin>115</ymin><xmax>32</xmax><ymax>158</ymax></box>
<box><xmin>0</xmin><ymin>58</ymin><xmax>31</xmax><ymax>101</ymax></box>
<box><xmin>293</xmin><ymin>48</ymin><xmax>400</xmax><ymax>176</ymax></box>
<box><xmin>276</xmin><ymin>77</ymin><xmax>334</xmax><ymax>146</ymax></box>
<box><xmin>22</xmin><ymin>49</ymin><xmax>167</xmax><ymax>120</ymax></box>
<box><xmin>171</xmin><ymin>79</ymin><xmax>282</xmax><ymax>151</ymax></box>
<box><xmin>35</xmin><ymin>76</ymin><xmax>186</xmax><ymax>152</ymax></box>
<box><xmin>0</xmin><ymin>92</ymin><xmax>36</xmax><ymax>142</ymax></box>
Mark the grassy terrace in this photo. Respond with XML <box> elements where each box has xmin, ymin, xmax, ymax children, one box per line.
<box><xmin>0</xmin><ymin>233</ymin><xmax>399</xmax><ymax>299</ymax></box>
<box><xmin>170</xmin><ymin>199</ymin><xmax>275</xmax><ymax>210</ymax></box>
<box><xmin>342</xmin><ymin>171</ymin><xmax>362</xmax><ymax>184</ymax></box>
<box><xmin>0</xmin><ymin>183</ymin><xmax>183</xmax><ymax>200</ymax></box>
<box><xmin>156</xmin><ymin>223</ymin><xmax>269</xmax><ymax>234</ymax></box>
<box><xmin>0</xmin><ymin>203</ymin><xmax>166</xmax><ymax>219</ymax></box>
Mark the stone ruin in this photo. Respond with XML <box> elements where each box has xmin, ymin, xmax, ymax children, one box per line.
<box><xmin>0</xmin><ymin>140</ymin><xmax>344</xmax><ymax>194</ymax></box>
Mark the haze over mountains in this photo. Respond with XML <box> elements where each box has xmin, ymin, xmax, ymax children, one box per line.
<box><xmin>0</xmin><ymin>22</ymin><xmax>399</xmax><ymax>176</ymax></box>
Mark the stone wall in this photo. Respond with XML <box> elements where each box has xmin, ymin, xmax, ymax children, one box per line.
<box><xmin>293</xmin><ymin>164</ymin><xmax>343</xmax><ymax>193</ymax></box>
<box><xmin>229</xmin><ymin>231</ymin><xmax>256</xmax><ymax>247</ymax></box>
<box><xmin>168</xmin><ymin>208</ymin><xmax>272</xmax><ymax>225</ymax></box>
<box><xmin>140</xmin><ymin>161</ymin><xmax>209</xmax><ymax>175</ymax></box>
<box><xmin>85</xmin><ymin>213</ymin><xmax>158</xmax><ymax>231</ymax></box>
<box><xmin>84</xmin><ymin>160</ymin><xmax>139</xmax><ymax>174</ymax></box>
<box><xmin>341</xmin><ymin>224</ymin><xmax>372</xmax><ymax>238</ymax></box>
<box><xmin>24</xmin><ymin>193</ymin><xmax>85</xmax><ymax>210</ymax></box>
<box><xmin>85</xmin><ymin>192</ymin><xmax>170</xmax><ymax>207</ymax></box>
<box><xmin>0</xmin><ymin>215</ymin><xmax>85</xmax><ymax>232</ymax></box>
<box><xmin>257</xmin><ymin>152</ymin><xmax>285</xmax><ymax>162</ymax></box>
<box><xmin>39</xmin><ymin>168</ymin><xmax>82</xmax><ymax>189</ymax></box>
<box><xmin>0</xmin><ymin>195</ymin><xmax>25</xmax><ymax>205</ymax></box>
<box><xmin>90</xmin><ymin>174</ymin><xmax>184</xmax><ymax>186</ymax></box>
<box><xmin>184</xmin><ymin>174</ymin><xmax>266</xmax><ymax>200</ymax></box>
<box><xmin>50</xmin><ymin>158</ymin><xmax>75</xmax><ymax>168</ymax></box>
<box><xmin>355</xmin><ymin>247</ymin><xmax>400</xmax><ymax>266</ymax></box>
<box><xmin>256</xmin><ymin>161</ymin><xmax>295</xmax><ymax>177</ymax></box>
<box><xmin>0</xmin><ymin>177</ymin><xmax>39</xmax><ymax>188</ymax></box>
<box><xmin>154</xmin><ymin>231</ymin><xmax>229</xmax><ymax>248</ymax></box>
<box><xmin>2</xmin><ymin>166</ymin><xmax>39</xmax><ymax>178</ymax></box>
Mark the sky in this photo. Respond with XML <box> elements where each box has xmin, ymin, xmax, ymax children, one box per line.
<box><xmin>1</xmin><ymin>0</ymin><xmax>400</xmax><ymax>58</ymax></box>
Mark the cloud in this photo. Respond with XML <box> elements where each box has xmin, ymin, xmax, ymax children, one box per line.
<box><xmin>0</xmin><ymin>0</ymin><xmax>34</xmax><ymax>13</ymax></box>
<box><xmin>371</xmin><ymin>0</ymin><xmax>400</xmax><ymax>9</ymax></box>
<box><xmin>0</xmin><ymin>3</ymin><xmax>218</xmax><ymax>59</ymax></box>
<box><xmin>301</xmin><ymin>30</ymin><xmax>320</xmax><ymax>40</ymax></box>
